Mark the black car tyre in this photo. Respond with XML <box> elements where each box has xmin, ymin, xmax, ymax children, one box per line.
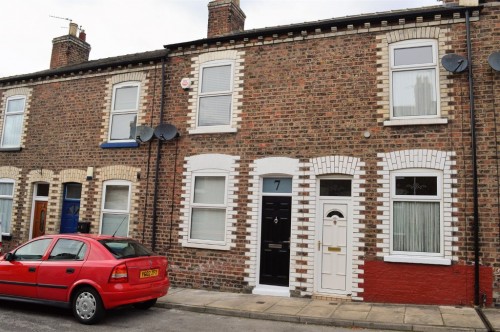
<box><xmin>72</xmin><ymin>287</ymin><xmax>105</xmax><ymax>324</ymax></box>
<box><xmin>133</xmin><ymin>298</ymin><xmax>157</xmax><ymax>310</ymax></box>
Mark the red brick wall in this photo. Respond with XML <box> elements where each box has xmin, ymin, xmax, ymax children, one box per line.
<box><xmin>363</xmin><ymin>261</ymin><xmax>493</xmax><ymax>306</ymax></box>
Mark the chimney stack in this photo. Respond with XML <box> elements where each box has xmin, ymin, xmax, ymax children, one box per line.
<box><xmin>207</xmin><ymin>0</ymin><xmax>246</xmax><ymax>38</ymax></box>
<box><xmin>49</xmin><ymin>22</ymin><xmax>91</xmax><ymax>69</ymax></box>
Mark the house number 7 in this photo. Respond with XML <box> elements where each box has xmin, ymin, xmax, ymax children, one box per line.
<box><xmin>274</xmin><ymin>180</ymin><xmax>280</xmax><ymax>191</ymax></box>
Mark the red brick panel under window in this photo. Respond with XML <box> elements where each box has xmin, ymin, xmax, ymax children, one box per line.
<box><xmin>363</xmin><ymin>261</ymin><xmax>493</xmax><ymax>306</ymax></box>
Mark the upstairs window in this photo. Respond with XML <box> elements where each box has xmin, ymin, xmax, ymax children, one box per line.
<box><xmin>197</xmin><ymin>61</ymin><xmax>234</xmax><ymax>129</ymax></box>
<box><xmin>109</xmin><ymin>82</ymin><xmax>139</xmax><ymax>142</ymax></box>
<box><xmin>0</xmin><ymin>179</ymin><xmax>14</xmax><ymax>235</ymax></box>
<box><xmin>390</xmin><ymin>40</ymin><xmax>439</xmax><ymax>119</ymax></box>
<box><xmin>1</xmin><ymin>95</ymin><xmax>26</xmax><ymax>148</ymax></box>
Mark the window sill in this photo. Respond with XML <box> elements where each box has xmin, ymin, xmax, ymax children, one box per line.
<box><xmin>384</xmin><ymin>255</ymin><xmax>451</xmax><ymax>266</ymax></box>
<box><xmin>384</xmin><ymin>118</ymin><xmax>448</xmax><ymax>126</ymax></box>
<box><xmin>189</xmin><ymin>127</ymin><xmax>237</xmax><ymax>135</ymax></box>
<box><xmin>0</xmin><ymin>147</ymin><xmax>21</xmax><ymax>152</ymax></box>
<box><xmin>100</xmin><ymin>142</ymin><xmax>139</xmax><ymax>149</ymax></box>
<box><xmin>182</xmin><ymin>241</ymin><xmax>230</xmax><ymax>251</ymax></box>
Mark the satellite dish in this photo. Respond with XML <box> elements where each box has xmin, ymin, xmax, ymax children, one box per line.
<box><xmin>442</xmin><ymin>53</ymin><xmax>468</xmax><ymax>73</ymax></box>
<box><xmin>488</xmin><ymin>52</ymin><xmax>500</xmax><ymax>71</ymax></box>
<box><xmin>154</xmin><ymin>123</ymin><xmax>180</xmax><ymax>141</ymax></box>
<box><xmin>135</xmin><ymin>125</ymin><xmax>154</xmax><ymax>143</ymax></box>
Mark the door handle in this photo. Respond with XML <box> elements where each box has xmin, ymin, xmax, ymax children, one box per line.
<box><xmin>28</xmin><ymin>267</ymin><xmax>36</xmax><ymax>272</ymax></box>
<box><xmin>66</xmin><ymin>268</ymin><xmax>75</xmax><ymax>274</ymax></box>
<box><xmin>317</xmin><ymin>240</ymin><xmax>321</xmax><ymax>251</ymax></box>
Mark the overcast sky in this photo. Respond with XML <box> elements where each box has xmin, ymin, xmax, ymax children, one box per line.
<box><xmin>0</xmin><ymin>0</ymin><xmax>440</xmax><ymax>78</ymax></box>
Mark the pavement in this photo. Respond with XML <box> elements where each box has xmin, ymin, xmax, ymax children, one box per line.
<box><xmin>156</xmin><ymin>287</ymin><xmax>500</xmax><ymax>332</ymax></box>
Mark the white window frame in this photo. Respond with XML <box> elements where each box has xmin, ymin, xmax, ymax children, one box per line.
<box><xmin>389</xmin><ymin>169</ymin><xmax>444</xmax><ymax>259</ymax></box>
<box><xmin>389</xmin><ymin>39</ymin><xmax>440</xmax><ymax>121</ymax></box>
<box><xmin>195</xmin><ymin>60</ymin><xmax>235</xmax><ymax>133</ymax></box>
<box><xmin>108</xmin><ymin>82</ymin><xmax>140</xmax><ymax>142</ymax></box>
<box><xmin>1</xmin><ymin>95</ymin><xmax>26</xmax><ymax>148</ymax></box>
<box><xmin>99</xmin><ymin>180</ymin><xmax>131</xmax><ymax>237</ymax></box>
<box><xmin>188</xmin><ymin>172</ymin><xmax>228</xmax><ymax>247</ymax></box>
<box><xmin>0</xmin><ymin>179</ymin><xmax>14</xmax><ymax>235</ymax></box>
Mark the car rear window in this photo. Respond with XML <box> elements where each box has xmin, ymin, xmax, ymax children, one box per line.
<box><xmin>98</xmin><ymin>239</ymin><xmax>153</xmax><ymax>259</ymax></box>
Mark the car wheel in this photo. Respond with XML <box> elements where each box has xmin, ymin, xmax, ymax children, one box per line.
<box><xmin>133</xmin><ymin>298</ymin><xmax>157</xmax><ymax>310</ymax></box>
<box><xmin>72</xmin><ymin>287</ymin><xmax>104</xmax><ymax>324</ymax></box>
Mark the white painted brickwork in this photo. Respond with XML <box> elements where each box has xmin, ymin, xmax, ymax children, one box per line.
<box><xmin>179</xmin><ymin>154</ymin><xmax>240</xmax><ymax>251</ymax></box>
<box><xmin>187</xmin><ymin>50</ymin><xmax>244</xmax><ymax>133</ymax></box>
<box><xmin>376</xmin><ymin>26</ymin><xmax>454</xmax><ymax>123</ymax></box>
<box><xmin>376</xmin><ymin>149</ymin><xmax>457</xmax><ymax>261</ymax></box>
<box><xmin>0</xmin><ymin>87</ymin><xmax>33</xmax><ymax>149</ymax></box>
<box><xmin>100</xmin><ymin>71</ymin><xmax>149</xmax><ymax>143</ymax></box>
<box><xmin>245</xmin><ymin>157</ymin><xmax>300</xmax><ymax>290</ymax></box>
<box><xmin>310</xmin><ymin>156</ymin><xmax>366</xmax><ymax>301</ymax></box>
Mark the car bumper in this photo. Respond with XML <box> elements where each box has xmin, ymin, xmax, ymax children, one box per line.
<box><xmin>101</xmin><ymin>277</ymin><xmax>170</xmax><ymax>309</ymax></box>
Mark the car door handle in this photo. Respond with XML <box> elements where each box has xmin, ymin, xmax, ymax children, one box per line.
<box><xmin>28</xmin><ymin>267</ymin><xmax>36</xmax><ymax>272</ymax></box>
<box><xmin>66</xmin><ymin>268</ymin><xmax>75</xmax><ymax>274</ymax></box>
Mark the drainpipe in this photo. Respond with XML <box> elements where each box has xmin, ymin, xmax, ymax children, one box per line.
<box><xmin>465</xmin><ymin>8</ymin><xmax>480</xmax><ymax>307</ymax></box>
<box><xmin>151</xmin><ymin>54</ymin><xmax>167</xmax><ymax>251</ymax></box>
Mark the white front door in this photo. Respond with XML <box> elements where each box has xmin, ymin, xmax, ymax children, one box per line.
<box><xmin>316</xmin><ymin>201</ymin><xmax>351</xmax><ymax>295</ymax></box>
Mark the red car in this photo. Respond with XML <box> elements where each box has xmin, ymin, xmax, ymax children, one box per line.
<box><xmin>0</xmin><ymin>234</ymin><xmax>170</xmax><ymax>324</ymax></box>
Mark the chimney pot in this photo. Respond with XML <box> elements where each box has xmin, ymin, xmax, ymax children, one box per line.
<box><xmin>69</xmin><ymin>22</ymin><xmax>78</xmax><ymax>36</ymax></box>
<box><xmin>79</xmin><ymin>30</ymin><xmax>86</xmax><ymax>42</ymax></box>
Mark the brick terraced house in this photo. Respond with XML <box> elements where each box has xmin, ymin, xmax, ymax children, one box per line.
<box><xmin>0</xmin><ymin>0</ymin><xmax>499</xmax><ymax>306</ymax></box>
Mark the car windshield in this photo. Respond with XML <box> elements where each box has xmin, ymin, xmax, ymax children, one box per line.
<box><xmin>98</xmin><ymin>239</ymin><xmax>153</xmax><ymax>259</ymax></box>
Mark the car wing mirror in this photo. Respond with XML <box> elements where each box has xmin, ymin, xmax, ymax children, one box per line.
<box><xmin>4</xmin><ymin>253</ymin><xmax>14</xmax><ymax>261</ymax></box>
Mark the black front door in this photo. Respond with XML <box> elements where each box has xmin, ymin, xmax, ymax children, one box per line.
<box><xmin>259</xmin><ymin>196</ymin><xmax>291</xmax><ymax>286</ymax></box>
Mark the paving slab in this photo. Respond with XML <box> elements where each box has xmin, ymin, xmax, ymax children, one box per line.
<box><xmin>480</xmin><ymin>308</ymin><xmax>500</xmax><ymax>331</ymax></box>
<box><xmin>297</xmin><ymin>303</ymin><xmax>338</xmax><ymax>318</ymax></box>
<box><xmin>439</xmin><ymin>306</ymin><xmax>477</xmax><ymax>315</ymax></box>
<box><xmin>165</xmin><ymin>289</ymin><xmax>228</xmax><ymax>306</ymax></box>
<box><xmin>331</xmin><ymin>309</ymin><xmax>370</xmax><ymax>321</ymax></box>
<box><xmin>238</xmin><ymin>299</ymin><xmax>276</xmax><ymax>312</ymax></box>
<box><xmin>265</xmin><ymin>304</ymin><xmax>304</xmax><ymax>315</ymax></box>
<box><xmin>441</xmin><ymin>313</ymin><xmax>484</xmax><ymax>329</ymax></box>
<box><xmin>366</xmin><ymin>305</ymin><xmax>405</xmax><ymax>324</ymax></box>
<box><xmin>337</xmin><ymin>302</ymin><xmax>373</xmax><ymax>312</ymax></box>
<box><xmin>159</xmin><ymin>288</ymin><xmax>487</xmax><ymax>332</ymax></box>
<box><xmin>209</xmin><ymin>297</ymin><xmax>252</xmax><ymax>309</ymax></box>
<box><xmin>404</xmin><ymin>306</ymin><xmax>444</xmax><ymax>326</ymax></box>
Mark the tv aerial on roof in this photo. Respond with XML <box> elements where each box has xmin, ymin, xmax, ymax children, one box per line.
<box><xmin>488</xmin><ymin>52</ymin><xmax>500</xmax><ymax>71</ymax></box>
<box><xmin>154</xmin><ymin>124</ymin><xmax>180</xmax><ymax>141</ymax></box>
<box><xmin>135</xmin><ymin>125</ymin><xmax>155</xmax><ymax>143</ymax></box>
<box><xmin>441</xmin><ymin>53</ymin><xmax>468</xmax><ymax>73</ymax></box>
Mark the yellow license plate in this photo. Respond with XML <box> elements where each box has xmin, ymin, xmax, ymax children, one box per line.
<box><xmin>140</xmin><ymin>269</ymin><xmax>159</xmax><ymax>278</ymax></box>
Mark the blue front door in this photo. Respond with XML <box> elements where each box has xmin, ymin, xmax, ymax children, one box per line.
<box><xmin>60</xmin><ymin>183</ymin><xmax>82</xmax><ymax>233</ymax></box>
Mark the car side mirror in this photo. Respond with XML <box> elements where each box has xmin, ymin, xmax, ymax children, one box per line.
<box><xmin>4</xmin><ymin>253</ymin><xmax>14</xmax><ymax>261</ymax></box>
